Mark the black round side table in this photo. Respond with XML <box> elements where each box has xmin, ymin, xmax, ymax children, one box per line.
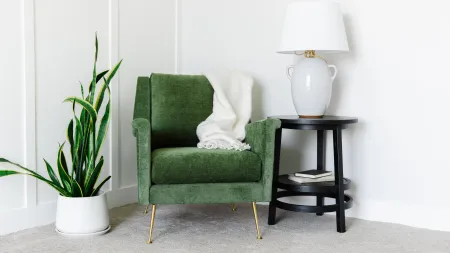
<box><xmin>267</xmin><ymin>115</ymin><xmax>358</xmax><ymax>233</ymax></box>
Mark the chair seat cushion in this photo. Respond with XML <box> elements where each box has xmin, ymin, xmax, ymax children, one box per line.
<box><xmin>151</xmin><ymin>147</ymin><xmax>262</xmax><ymax>184</ymax></box>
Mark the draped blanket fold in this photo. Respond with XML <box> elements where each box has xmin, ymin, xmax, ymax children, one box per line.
<box><xmin>196</xmin><ymin>71</ymin><xmax>253</xmax><ymax>151</ymax></box>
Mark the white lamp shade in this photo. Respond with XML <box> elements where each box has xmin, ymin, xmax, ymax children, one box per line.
<box><xmin>278</xmin><ymin>1</ymin><xmax>349</xmax><ymax>54</ymax></box>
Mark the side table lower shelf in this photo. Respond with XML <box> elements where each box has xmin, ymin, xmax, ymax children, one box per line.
<box><xmin>275</xmin><ymin>191</ymin><xmax>353</xmax><ymax>213</ymax></box>
<box><xmin>269</xmin><ymin>175</ymin><xmax>353</xmax><ymax>233</ymax></box>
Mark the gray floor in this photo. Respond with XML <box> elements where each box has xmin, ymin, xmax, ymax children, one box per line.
<box><xmin>1</xmin><ymin>203</ymin><xmax>449</xmax><ymax>253</ymax></box>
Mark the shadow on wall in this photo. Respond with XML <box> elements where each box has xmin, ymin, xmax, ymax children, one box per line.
<box><xmin>326</xmin><ymin>14</ymin><xmax>366</xmax><ymax>214</ymax></box>
<box><xmin>327</xmin><ymin>76</ymin><xmax>344</xmax><ymax>115</ymax></box>
<box><xmin>343</xmin><ymin>119</ymin><xmax>367</xmax><ymax>217</ymax></box>
<box><xmin>251</xmin><ymin>77</ymin><xmax>264</xmax><ymax>121</ymax></box>
<box><xmin>279</xmin><ymin>129</ymin><xmax>315</xmax><ymax>175</ymax></box>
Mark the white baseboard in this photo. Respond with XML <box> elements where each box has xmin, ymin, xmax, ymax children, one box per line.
<box><xmin>259</xmin><ymin>198</ymin><xmax>450</xmax><ymax>232</ymax></box>
<box><xmin>0</xmin><ymin>186</ymin><xmax>138</xmax><ymax>236</ymax></box>
<box><xmin>106</xmin><ymin>185</ymin><xmax>138</xmax><ymax>209</ymax></box>
<box><xmin>346</xmin><ymin>199</ymin><xmax>450</xmax><ymax>232</ymax></box>
<box><xmin>0</xmin><ymin>201</ymin><xmax>57</xmax><ymax>236</ymax></box>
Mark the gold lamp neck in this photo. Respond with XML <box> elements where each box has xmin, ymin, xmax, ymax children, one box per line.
<box><xmin>296</xmin><ymin>50</ymin><xmax>327</xmax><ymax>63</ymax></box>
<box><xmin>304</xmin><ymin>50</ymin><xmax>316</xmax><ymax>58</ymax></box>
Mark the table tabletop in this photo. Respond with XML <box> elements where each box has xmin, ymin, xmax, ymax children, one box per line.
<box><xmin>268</xmin><ymin>115</ymin><xmax>358</xmax><ymax>126</ymax></box>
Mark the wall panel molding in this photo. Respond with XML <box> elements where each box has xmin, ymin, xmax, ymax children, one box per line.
<box><xmin>109</xmin><ymin>0</ymin><xmax>121</xmax><ymax>191</ymax></box>
<box><xmin>23</xmin><ymin>0</ymin><xmax>37</xmax><ymax>212</ymax></box>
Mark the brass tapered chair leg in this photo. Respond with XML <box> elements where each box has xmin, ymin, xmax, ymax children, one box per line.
<box><xmin>231</xmin><ymin>203</ymin><xmax>237</xmax><ymax>211</ymax></box>
<box><xmin>252</xmin><ymin>202</ymin><xmax>262</xmax><ymax>239</ymax></box>
<box><xmin>143</xmin><ymin>205</ymin><xmax>149</xmax><ymax>214</ymax></box>
<box><xmin>147</xmin><ymin>205</ymin><xmax>156</xmax><ymax>244</ymax></box>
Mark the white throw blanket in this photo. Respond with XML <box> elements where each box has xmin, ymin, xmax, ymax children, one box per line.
<box><xmin>196</xmin><ymin>71</ymin><xmax>253</xmax><ymax>151</ymax></box>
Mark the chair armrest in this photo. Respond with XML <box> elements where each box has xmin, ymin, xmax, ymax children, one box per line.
<box><xmin>133</xmin><ymin>76</ymin><xmax>151</xmax><ymax>123</ymax></box>
<box><xmin>132</xmin><ymin>118</ymin><xmax>151</xmax><ymax>205</ymax></box>
<box><xmin>245</xmin><ymin>119</ymin><xmax>281</xmax><ymax>200</ymax></box>
<box><xmin>132</xmin><ymin>76</ymin><xmax>152</xmax><ymax>205</ymax></box>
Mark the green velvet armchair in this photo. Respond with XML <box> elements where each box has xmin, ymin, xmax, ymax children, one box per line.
<box><xmin>132</xmin><ymin>73</ymin><xmax>281</xmax><ymax>243</ymax></box>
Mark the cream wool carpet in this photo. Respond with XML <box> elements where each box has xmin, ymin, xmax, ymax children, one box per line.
<box><xmin>1</xmin><ymin>204</ymin><xmax>449</xmax><ymax>253</ymax></box>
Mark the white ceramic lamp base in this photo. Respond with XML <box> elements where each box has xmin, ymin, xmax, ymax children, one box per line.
<box><xmin>287</xmin><ymin>56</ymin><xmax>337</xmax><ymax>118</ymax></box>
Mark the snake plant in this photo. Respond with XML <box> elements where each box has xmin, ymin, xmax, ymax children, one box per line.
<box><xmin>0</xmin><ymin>35</ymin><xmax>122</xmax><ymax>197</ymax></box>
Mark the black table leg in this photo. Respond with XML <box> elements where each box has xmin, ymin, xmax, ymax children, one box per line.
<box><xmin>316</xmin><ymin>130</ymin><xmax>327</xmax><ymax>216</ymax></box>
<box><xmin>268</xmin><ymin>128</ymin><xmax>282</xmax><ymax>225</ymax></box>
<box><xmin>333</xmin><ymin>127</ymin><xmax>346</xmax><ymax>233</ymax></box>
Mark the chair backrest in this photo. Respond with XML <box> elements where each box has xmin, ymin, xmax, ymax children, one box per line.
<box><xmin>149</xmin><ymin>73</ymin><xmax>213</xmax><ymax>149</ymax></box>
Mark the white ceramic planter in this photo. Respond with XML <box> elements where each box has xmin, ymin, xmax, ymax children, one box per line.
<box><xmin>287</xmin><ymin>57</ymin><xmax>338</xmax><ymax>117</ymax></box>
<box><xmin>55</xmin><ymin>191</ymin><xmax>110</xmax><ymax>235</ymax></box>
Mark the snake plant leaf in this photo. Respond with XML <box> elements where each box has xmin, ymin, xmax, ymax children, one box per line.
<box><xmin>72</xmin><ymin>114</ymin><xmax>82</xmax><ymax>173</ymax></box>
<box><xmin>84</xmin><ymin>126</ymin><xmax>95</xmax><ymax>184</ymax></box>
<box><xmin>91</xmin><ymin>175</ymin><xmax>111</xmax><ymax>197</ymax></box>
<box><xmin>79</xmin><ymin>98</ymin><xmax>88</xmax><ymax>127</ymax></box>
<box><xmin>84</xmin><ymin>156</ymin><xmax>104</xmax><ymax>195</ymax></box>
<box><xmin>95</xmin><ymin>77</ymin><xmax>108</xmax><ymax>113</ymax></box>
<box><xmin>60</xmin><ymin>147</ymin><xmax>74</xmax><ymax>189</ymax></box>
<box><xmin>88</xmin><ymin>34</ymin><xmax>99</xmax><ymax>100</ymax></box>
<box><xmin>94</xmin><ymin>60</ymin><xmax>122</xmax><ymax>112</ymax></box>
<box><xmin>96</xmin><ymin>70</ymin><xmax>108</xmax><ymax>84</ymax></box>
<box><xmin>0</xmin><ymin>170</ymin><xmax>21</xmax><ymax>177</ymax></box>
<box><xmin>95</xmin><ymin>91</ymin><xmax>110</xmax><ymax>160</ymax></box>
<box><xmin>76</xmin><ymin>143</ymin><xmax>87</xmax><ymax>183</ymax></box>
<box><xmin>43</xmin><ymin>159</ymin><xmax>61</xmax><ymax>188</ymax></box>
<box><xmin>76</xmin><ymin>131</ymin><xmax>90</xmax><ymax>181</ymax></box>
<box><xmin>94</xmin><ymin>33</ymin><xmax>98</xmax><ymax>62</ymax></box>
<box><xmin>77</xmin><ymin>114</ymin><xmax>91</xmax><ymax>176</ymax></box>
<box><xmin>58</xmin><ymin>143</ymin><xmax>69</xmax><ymax>177</ymax></box>
<box><xmin>60</xmin><ymin>148</ymin><xmax>69</xmax><ymax>175</ymax></box>
<box><xmin>0</xmin><ymin>158</ymin><xmax>70</xmax><ymax>196</ymax></box>
<box><xmin>74</xmin><ymin>114</ymin><xmax>83</xmax><ymax>145</ymax></box>
<box><xmin>72</xmin><ymin>179</ymin><xmax>84</xmax><ymax>197</ymax></box>
<box><xmin>7</xmin><ymin>171</ymin><xmax>70</xmax><ymax>197</ymax></box>
<box><xmin>86</xmin><ymin>70</ymin><xmax>108</xmax><ymax>104</ymax></box>
<box><xmin>79</xmin><ymin>82</ymin><xmax>85</xmax><ymax>99</ymax></box>
<box><xmin>104</xmin><ymin>59</ymin><xmax>123</xmax><ymax>87</ymax></box>
<box><xmin>67</xmin><ymin>119</ymin><xmax>74</xmax><ymax>160</ymax></box>
<box><xmin>64</xmin><ymin>97</ymin><xmax>97</xmax><ymax>123</ymax></box>
<box><xmin>57</xmin><ymin>144</ymin><xmax>72</xmax><ymax>194</ymax></box>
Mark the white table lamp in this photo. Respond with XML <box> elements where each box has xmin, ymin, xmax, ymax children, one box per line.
<box><xmin>278</xmin><ymin>1</ymin><xmax>349</xmax><ymax>118</ymax></box>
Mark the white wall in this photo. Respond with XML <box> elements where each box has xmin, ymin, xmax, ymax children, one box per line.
<box><xmin>177</xmin><ymin>0</ymin><xmax>450</xmax><ymax>231</ymax></box>
<box><xmin>0</xmin><ymin>0</ymin><xmax>175</xmax><ymax>235</ymax></box>
<box><xmin>0</xmin><ymin>0</ymin><xmax>27</xmax><ymax>217</ymax></box>
<box><xmin>118</xmin><ymin>0</ymin><xmax>175</xmax><ymax>189</ymax></box>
